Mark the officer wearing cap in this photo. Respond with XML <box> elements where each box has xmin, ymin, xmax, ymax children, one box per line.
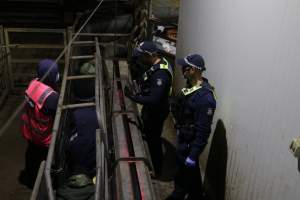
<box><xmin>166</xmin><ymin>54</ymin><xmax>216</xmax><ymax>200</ymax></box>
<box><xmin>124</xmin><ymin>41</ymin><xmax>174</xmax><ymax>177</ymax></box>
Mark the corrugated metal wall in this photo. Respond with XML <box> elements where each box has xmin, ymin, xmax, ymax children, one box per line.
<box><xmin>176</xmin><ymin>0</ymin><xmax>300</xmax><ymax>199</ymax></box>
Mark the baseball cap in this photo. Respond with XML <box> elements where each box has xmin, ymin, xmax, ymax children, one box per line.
<box><xmin>177</xmin><ymin>54</ymin><xmax>206</xmax><ymax>71</ymax></box>
<box><xmin>133</xmin><ymin>41</ymin><xmax>158</xmax><ymax>57</ymax></box>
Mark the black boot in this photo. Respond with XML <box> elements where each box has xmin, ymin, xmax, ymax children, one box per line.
<box><xmin>18</xmin><ymin>170</ymin><xmax>34</xmax><ymax>189</ymax></box>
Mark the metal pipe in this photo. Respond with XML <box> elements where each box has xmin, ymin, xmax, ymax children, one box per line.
<box><xmin>30</xmin><ymin>161</ymin><xmax>46</xmax><ymax>200</ymax></box>
<box><xmin>113</xmin><ymin>60</ymin><xmax>142</xmax><ymax>200</ymax></box>
<box><xmin>95</xmin><ymin>37</ymin><xmax>110</xmax><ymax>200</ymax></box>
<box><xmin>44</xmin><ymin>38</ymin><xmax>70</xmax><ymax>200</ymax></box>
<box><xmin>66</xmin><ymin>75</ymin><xmax>95</xmax><ymax>80</ymax></box>
<box><xmin>71</xmin><ymin>55</ymin><xmax>94</xmax><ymax>60</ymax></box>
<box><xmin>95</xmin><ymin>129</ymin><xmax>102</xmax><ymax>200</ymax></box>
<box><xmin>5</xmin><ymin>44</ymin><xmax>64</xmax><ymax>49</ymax></box>
<box><xmin>0</xmin><ymin>89</ymin><xmax>8</xmax><ymax>108</ymax></box>
<box><xmin>75</xmin><ymin>33</ymin><xmax>131</xmax><ymax>37</ymax></box>
<box><xmin>62</xmin><ymin>102</ymin><xmax>95</xmax><ymax>110</ymax></box>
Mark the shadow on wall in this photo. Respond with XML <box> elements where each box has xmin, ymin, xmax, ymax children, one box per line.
<box><xmin>203</xmin><ymin>119</ymin><xmax>228</xmax><ymax>200</ymax></box>
<box><xmin>298</xmin><ymin>158</ymin><xmax>300</xmax><ymax>173</ymax></box>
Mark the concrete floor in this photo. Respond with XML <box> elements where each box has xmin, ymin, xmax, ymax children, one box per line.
<box><xmin>0</xmin><ymin>95</ymin><xmax>31</xmax><ymax>200</ymax></box>
<box><xmin>153</xmin><ymin>114</ymin><xmax>177</xmax><ymax>199</ymax></box>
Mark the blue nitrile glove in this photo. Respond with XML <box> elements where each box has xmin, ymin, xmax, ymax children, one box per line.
<box><xmin>185</xmin><ymin>157</ymin><xmax>196</xmax><ymax>167</ymax></box>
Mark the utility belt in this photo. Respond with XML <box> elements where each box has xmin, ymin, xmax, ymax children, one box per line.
<box><xmin>175</xmin><ymin>123</ymin><xmax>196</xmax><ymax>142</ymax></box>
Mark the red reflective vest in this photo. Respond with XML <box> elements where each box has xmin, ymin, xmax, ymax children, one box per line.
<box><xmin>21</xmin><ymin>79</ymin><xmax>57</xmax><ymax>147</ymax></box>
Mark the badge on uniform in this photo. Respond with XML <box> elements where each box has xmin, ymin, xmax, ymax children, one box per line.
<box><xmin>207</xmin><ymin>108</ymin><xmax>213</xmax><ymax>116</ymax></box>
<box><xmin>156</xmin><ymin>78</ymin><xmax>163</xmax><ymax>86</ymax></box>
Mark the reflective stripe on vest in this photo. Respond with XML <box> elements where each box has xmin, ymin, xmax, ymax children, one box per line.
<box><xmin>160</xmin><ymin>58</ymin><xmax>174</xmax><ymax>96</ymax></box>
<box><xmin>25</xmin><ymin>79</ymin><xmax>55</xmax><ymax>109</ymax></box>
<box><xmin>182</xmin><ymin>84</ymin><xmax>217</xmax><ymax>99</ymax></box>
<box><xmin>143</xmin><ymin>58</ymin><xmax>174</xmax><ymax>96</ymax></box>
<box><xmin>182</xmin><ymin>85</ymin><xmax>202</xmax><ymax>96</ymax></box>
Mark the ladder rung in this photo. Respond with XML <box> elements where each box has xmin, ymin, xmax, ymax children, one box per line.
<box><xmin>72</xmin><ymin>41</ymin><xmax>126</xmax><ymax>47</ymax></box>
<box><xmin>71</xmin><ymin>55</ymin><xmax>94</xmax><ymax>60</ymax></box>
<box><xmin>75</xmin><ymin>33</ymin><xmax>131</xmax><ymax>37</ymax></box>
<box><xmin>11</xmin><ymin>59</ymin><xmax>64</xmax><ymax>64</ymax></box>
<box><xmin>113</xmin><ymin>110</ymin><xmax>136</xmax><ymax>115</ymax></box>
<box><xmin>66</xmin><ymin>75</ymin><xmax>95</xmax><ymax>80</ymax></box>
<box><xmin>103</xmin><ymin>57</ymin><xmax>128</xmax><ymax>61</ymax></box>
<box><xmin>72</xmin><ymin>41</ymin><xmax>95</xmax><ymax>46</ymax></box>
<box><xmin>62</xmin><ymin>102</ymin><xmax>95</xmax><ymax>110</ymax></box>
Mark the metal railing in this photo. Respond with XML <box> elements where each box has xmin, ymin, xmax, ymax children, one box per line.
<box><xmin>30</xmin><ymin>161</ymin><xmax>48</xmax><ymax>200</ymax></box>
<box><xmin>95</xmin><ymin>36</ymin><xmax>110</xmax><ymax>200</ymax></box>
<box><xmin>29</xmin><ymin>0</ymin><xmax>156</xmax><ymax>199</ymax></box>
<box><xmin>0</xmin><ymin>25</ymin><xmax>9</xmax><ymax>107</ymax></box>
<box><xmin>3</xmin><ymin>28</ymin><xmax>66</xmax><ymax>92</ymax></box>
<box><xmin>41</xmin><ymin>30</ymin><xmax>109</xmax><ymax>199</ymax></box>
<box><xmin>108</xmin><ymin>49</ymin><xmax>157</xmax><ymax>199</ymax></box>
<box><xmin>30</xmin><ymin>35</ymin><xmax>110</xmax><ymax>199</ymax></box>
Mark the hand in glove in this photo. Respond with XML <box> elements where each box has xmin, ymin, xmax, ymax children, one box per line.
<box><xmin>185</xmin><ymin>157</ymin><xmax>196</xmax><ymax>167</ymax></box>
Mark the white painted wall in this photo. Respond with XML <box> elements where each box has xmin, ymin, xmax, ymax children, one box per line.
<box><xmin>176</xmin><ymin>0</ymin><xmax>300</xmax><ymax>199</ymax></box>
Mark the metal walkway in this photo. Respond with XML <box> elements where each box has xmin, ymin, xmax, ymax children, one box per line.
<box><xmin>0</xmin><ymin>0</ymin><xmax>156</xmax><ymax>199</ymax></box>
<box><xmin>31</xmin><ymin>29</ymin><xmax>156</xmax><ymax>200</ymax></box>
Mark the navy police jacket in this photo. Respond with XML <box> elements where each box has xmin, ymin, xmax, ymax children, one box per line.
<box><xmin>68</xmin><ymin>107</ymin><xmax>99</xmax><ymax>176</ymax></box>
<box><xmin>173</xmin><ymin>79</ymin><xmax>216</xmax><ymax>161</ymax></box>
<box><xmin>131</xmin><ymin>58</ymin><xmax>173</xmax><ymax>108</ymax></box>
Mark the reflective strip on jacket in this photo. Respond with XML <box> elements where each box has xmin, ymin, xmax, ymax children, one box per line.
<box><xmin>143</xmin><ymin>58</ymin><xmax>174</xmax><ymax>96</ymax></box>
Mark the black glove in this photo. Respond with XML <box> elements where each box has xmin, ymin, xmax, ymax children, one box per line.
<box><xmin>124</xmin><ymin>85</ymin><xmax>134</xmax><ymax>99</ymax></box>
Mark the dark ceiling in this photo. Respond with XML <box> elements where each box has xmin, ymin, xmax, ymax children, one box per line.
<box><xmin>0</xmin><ymin>0</ymin><xmax>133</xmax><ymax>27</ymax></box>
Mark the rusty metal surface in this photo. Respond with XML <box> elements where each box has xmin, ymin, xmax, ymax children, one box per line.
<box><xmin>111</xmin><ymin>59</ymin><xmax>157</xmax><ymax>200</ymax></box>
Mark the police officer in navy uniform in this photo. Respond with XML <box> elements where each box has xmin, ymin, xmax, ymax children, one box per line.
<box><xmin>124</xmin><ymin>41</ymin><xmax>174</xmax><ymax>177</ymax></box>
<box><xmin>166</xmin><ymin>54</ymin><xmax>216</xmax><ymax>200</ymax></box>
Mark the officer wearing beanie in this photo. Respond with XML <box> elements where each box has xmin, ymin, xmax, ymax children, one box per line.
<box><xmin>19</xmin><ymin>59</ymin><xmax>60</xmax><ymax>188</ymax></box>
<box><xmin>124</xmin><ymin>41</ymin><xmax>174</xmax><ymax>177</ymax></box>
<box><xmin>166</xmin><ymin>54</ymin><xmax>216</xmax><ymax>200</ymax></box>
<box><xmin>55</xmin><ymin>62</ymin><xmax>98</xmax><ymax>200</ymax></box>
<box><xmin>68</xmin><ymin>61</ymin><xmax>98</xmax><ymax>178</ymax></box>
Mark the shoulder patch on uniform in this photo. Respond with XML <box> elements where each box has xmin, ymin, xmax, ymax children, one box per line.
<box><xmin>207</xmin><ymin>108</ymin><xmax>214</xmax><ymax>116</ymax></box>
<box><xmin>70</xmin><ymin>132</ymin><xmax>78</xmax><ymax>142</ymax></box>
<box><xmin>156</xmin><ymin>78</ymin><xmax>163</xmax><ymax>86</ymax></box>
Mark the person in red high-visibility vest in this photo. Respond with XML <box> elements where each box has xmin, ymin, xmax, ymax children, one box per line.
<box><xmin>19</xmin><ymin>59</ymin><xmax>59</xmax><ymax>189</ymax></box>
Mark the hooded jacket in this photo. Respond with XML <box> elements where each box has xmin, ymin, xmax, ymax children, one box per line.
<box><xmin>21</xmin><ymin>59</ymin><xmax>59</xmax><ymax>147</ymax></box>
